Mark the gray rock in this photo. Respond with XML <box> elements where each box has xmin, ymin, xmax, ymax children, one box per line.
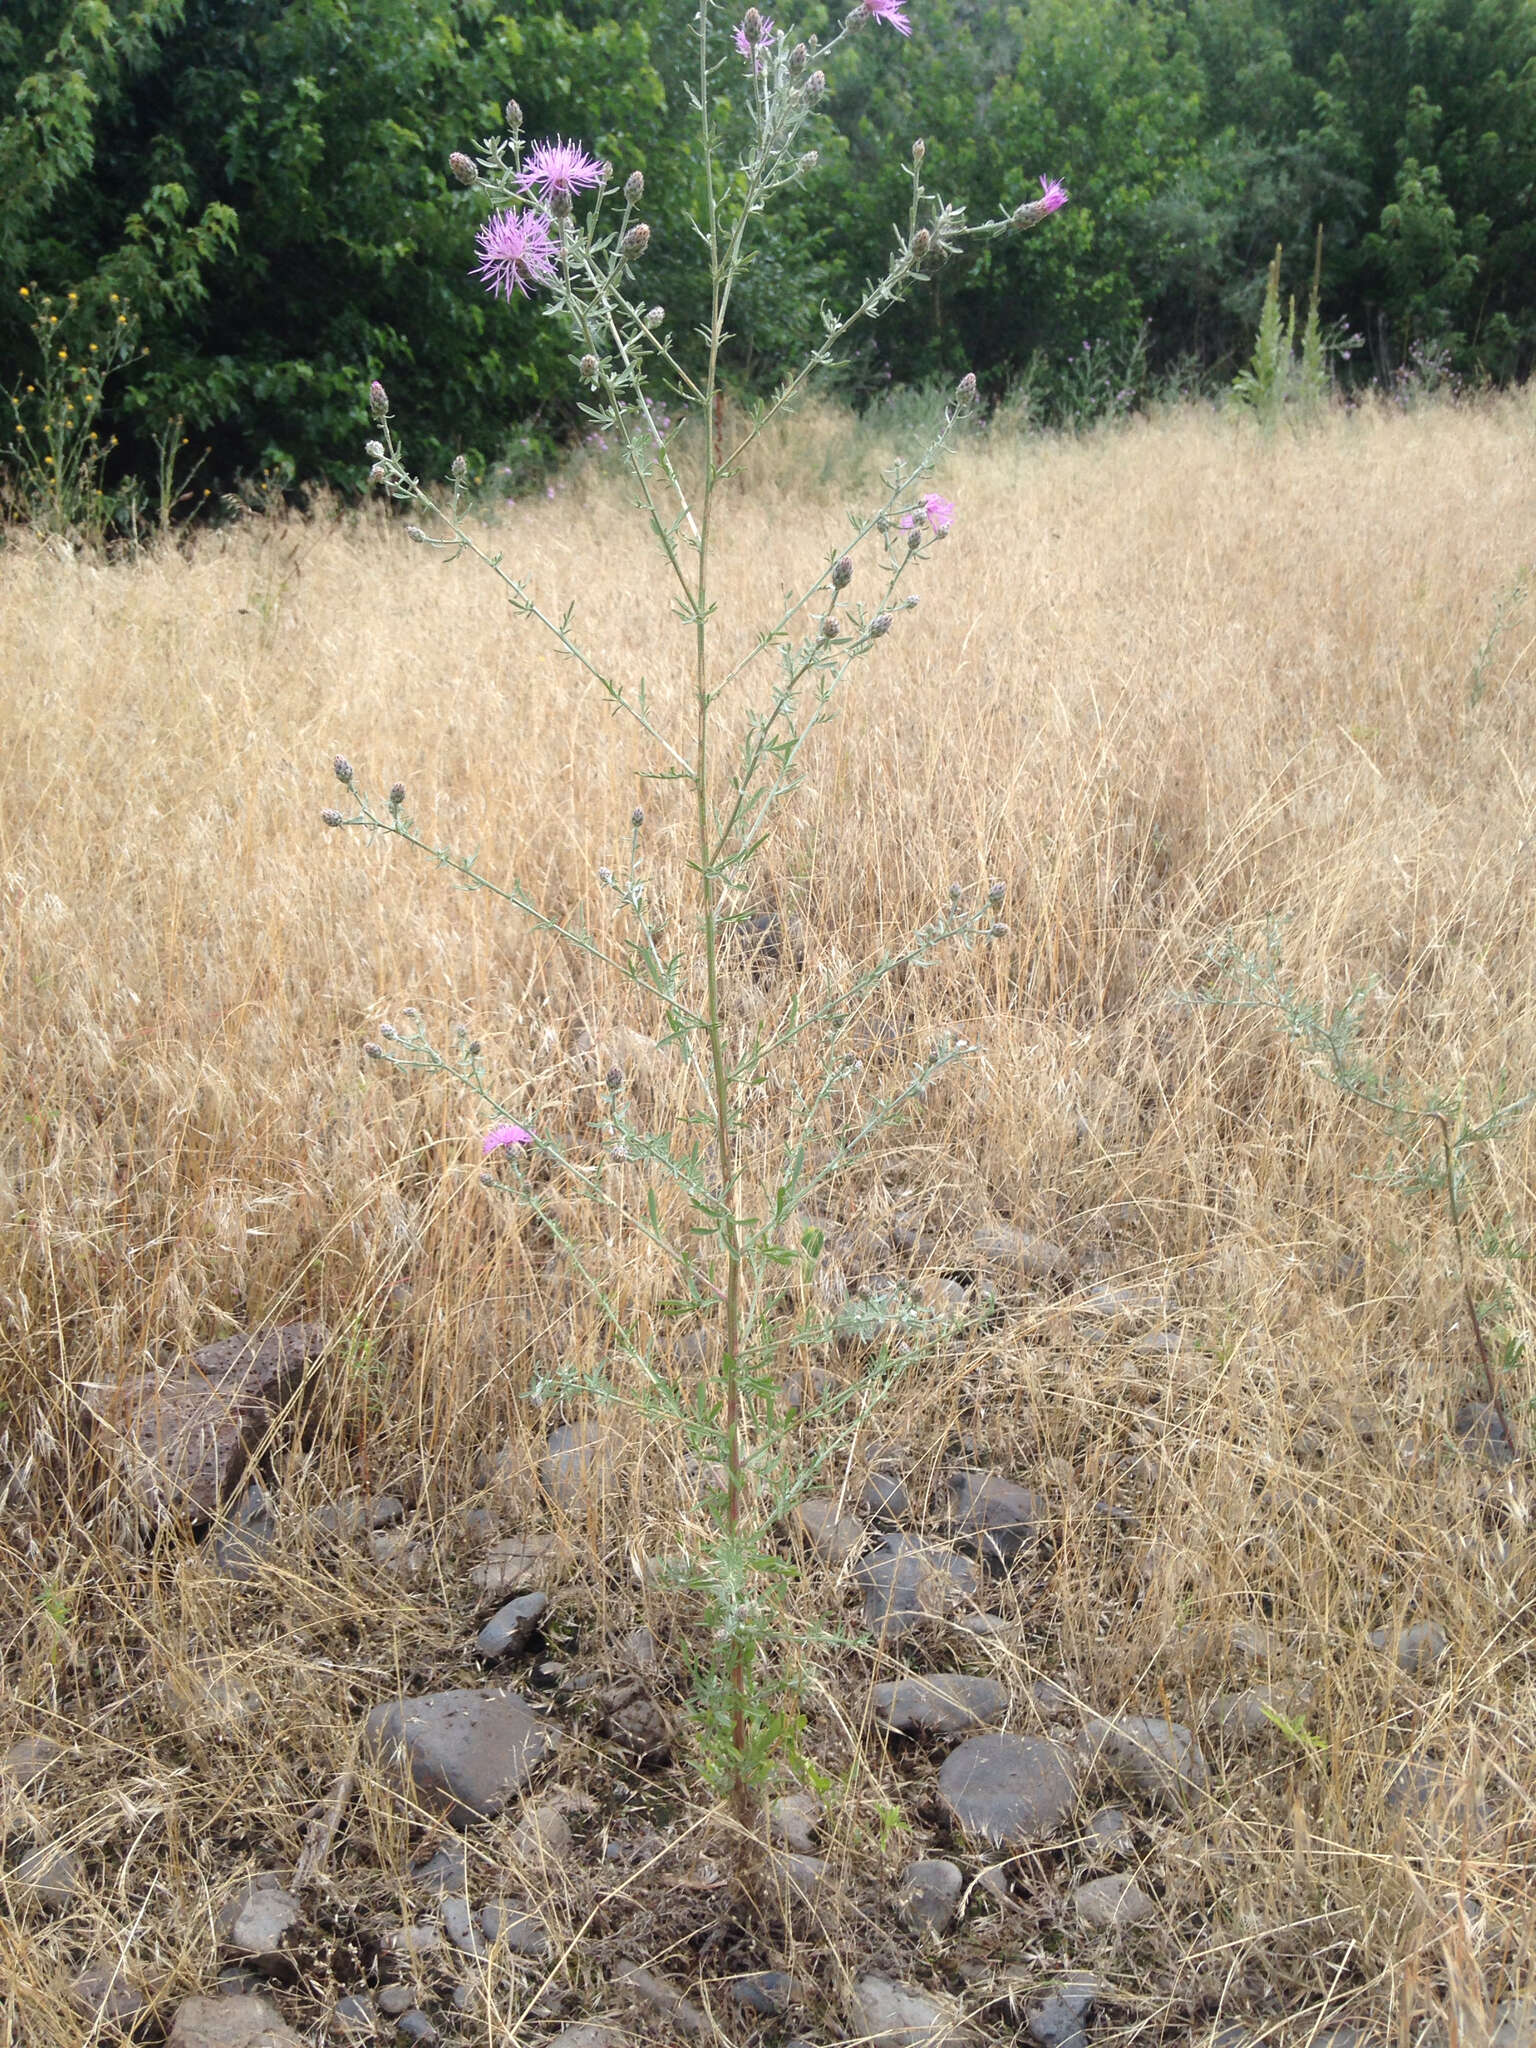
<box><xmin>1455</xmin><ymin>1401</ymin><xmax>1516</xmax><ymax>1467</ymax></box>
<box><xmin>510</xmin><ymin>1794</ymin><xmax>576</xmax><ymax>1865</ymax></box>
<box><xmin>1368</xmin><ymin>1620</ymin><xmax>1447</xmax><ymax>1675</ymax></box>
<box><xmin>332</xmin><ymin>1994</ymin><xmax>377</xmax><ymax>2035</ymax></box>
<box><xmin>860</xmin><ymin>1468</ymin><xmax>912</xmax><ymax>1525</ymax></box>
<box><xmin>1083</xmin><ymin>1806</ymin><xmax>1134</xmax><ymax>1861</ymax></box>
<box><xmin>1492</xmin><ymin>1999</ymin><xmax>1536</xmax><ymax>2048</ymax></box>
<box><xmin>1384</xmin><ymin>1759</ymin><xmax>1491</xmax><ymax>1839</ymax></box>
<box><xmin>768</xmin><ymin>1850</ymin><xmax>834</xmax><ymax>1912</ymax></box>
<box><xmin>211</xmin><ymin>1481</ymin><xmax>276</xmax><ymax>1582</ymax></box>
<box><xmin>394</xmin><ymin>2014</ymin><xmax>439</xmax><ymax>2045</ymax></box>
<box><xmin>363</xmin><ymin>1687</ymin><xmax>559</xmax><ymax>1828</ymax></box>
<box><xmin>938</xmin><ymin>1732</ymin><xmax>1080</xmax><ymax>1847</ymax></box>
<box><xmin>946</xmin><ymin>1470</ymin><xmax>1045</xmax><ymax>1571</ymax></box>
<box><xmin>727</xmin><ymin>1972</ymin><xmax>798</xmax><ymax>2016</ymax></box>
<box><xmin>856</xmin><ymin>1534</ymin><xmax>979</xmax><ymax>1636</ymax></box>
<box><xmin>475</xmin><ymin>1592</ymin><xmax>548</xmax><ymax>1658</ymax></box>
<box><xmin>598</xmin><ymin>1679</ymin><xmax>673</xmax><ymax>1763</ymax></box>
<box><xmin>217</xmin><ymin>1878</ymin><xmax>302</xmax><ymax>1962</ymax></box>
<box><xmin>769</xmin><ymin>1791</ymin><xmax>822</xmax><ymax>1853</ymax></box>
<box><xmin>440</xmin><ymin>1894</ymin><xmax>488</xmax><ymax>1961</ymax></box>
<box><xmin>848</xmin><ymin>1974</ymin><xmax>971</xmax><ymax>2048</ymax></box>
<box><xmin>1071</xmin><ymin>1872</ymin><xmax>1156</xmax><ymax>1931</ymax></box>
<box><xmin>1023</xmin><ymin>1973</ymin><xmax>1099</xmax><ymax>2048</ymax></box>
<box><xmin>480</xmin><ymin>1899</ymin><xmax>549</xmax><ymax>1957</ymax></box>
<box><xmin>379</xmin><ymin>1922</ymin><xmax>441</xmax><ymax>1962</ymax></box>
<box><xmin>617</xmin><ymin>1965</ymin><xmax>708</xmax><ymax>2037</ymax></box>
<box><xmin>469</xmin><ymin>1533</ymin><xmax>567</xmax><ymax>1603</ymax></box>
<box><xmin>70</xmin><ymin>1959</ymin><xmax>157</xmax><ymax>2028</ymax></box>
<box><xmin>542</xmin><ymin>1419</ymin><xmax>618</xmax><ymax>1510</ymax></box>
<box><xmin>792</xmin><ymin>1495</ymin><xmax>867</xmax><ymax>1567</ymax></box>
<box><xmin>84</xmin><ymin>1321</ymin><xmax>328</xmax><ymax>1524</ymax></box>
<box><xmin>0</xmin><ymin>1733</ymin><xmax>64</xmax><ymax>1789</ymax></box>
<box><xmin>1203</xmin><ymin>1682</ymin><xmax>1318</xmax><ymax>1744</ymax></box>
<box><xmin>1080</xmin><ymin>1714</ymin><xmax>1209</xmax><ymax>1808</ymax></box>
<box><xmin>550</xmin><ymin>2029</ymin><xmax>630</xmax><ymax>2048</ymax></box>
<box><xmin>167</xmin><ymin>1993</ymin><xmax>304</xmax><ymax>2048</ymax></box>
<box><xmin>14</xmin><ymin>1841</ymin><xmax>81</xmax><ymax>1910</ymax></box>
<box><xmin>407</xmin><ymin>1840</ymin><xmax>467</xmax><ymax>1892</ymax></box>
<box><xmin>378</xmin><ymin>1986</ymin><xmax>415</xmax><ymax>2016</ymax></box>
<box><xmin>896</xmin><ymin>1857</ymin><xmax>965</xmax><ymax>1938</ymax></box>
<box><xmin>872</xmin><ymin>1674</ymin><xmax>1011</xmax><ymax>1737</ymax></box>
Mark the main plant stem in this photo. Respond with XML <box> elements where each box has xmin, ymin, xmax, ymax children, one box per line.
<box><xmin>695</xmin><ymin>0</ymin><xmax>751</xmax><ymax>1821</ymax></box>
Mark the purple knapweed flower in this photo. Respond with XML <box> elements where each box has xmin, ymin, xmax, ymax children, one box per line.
<box><xmin>518</xmin><ymin>136</ymin><xmax>605</xmax><ymax>207</ymax></box>
<box><xmin>900</xmin><ymin>491</ymin><xmax>955</xmax><ymax>535</ymax></box>
<box><xmin>473</xmin><ymin>209</ymin><xmax>558</xmax><ymax>299</ymax></box>
<box><xmin>1037</xmin><ymin>175</ymin><xmax>1069</xmax><ymax>214</ymax></box>
<box><xmin>483</xmin><ymin>1122</ymin><xmax>535</xmax><ymax>1153</ymax></box>
<box><xmin>861</xmin><ymin>0</ymin><xmax>913</xmax><ymax>32</ymax></box>
<box><xmin>734</xmin><ymin>11</ymin><xmax>774</xmax><ymax>65</ymax></box>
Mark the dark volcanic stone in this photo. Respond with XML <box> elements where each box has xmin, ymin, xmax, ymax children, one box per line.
<box><xmin>211</xmin><ymin>1481</ymin><xmax>276</xmax><ymax>1582</ymax></box>
<box><xmin>475</xmin><ymin>1592</ymin><xmax>548</xmax><ymax>1658</ymax></box>
<box><xmin>1080</xmin><ymin>1714</ymin><xmax>1209</xmax><ymax>1808</ymax></box>
<box><xmin>541</xmin><ymin>1419</ymin><xmax>619</xmax><ymax>1510</ymax></box>
<box><xmin>363</xmin><ymin>1686</ymin><xmax>559</xmax><ymax>1828</ymax></box>
<box><xmin>872</xmin><ymin>1674</ymin><xmax>1011</xmax><ymax>1736</ymax></box>
<box><xmin>84</xmin><ymin>1321</ymin><xmax>328</xmax><ymax>1523</ymax></box>
<box><xmin>896</xmin><ymin>1857</ymin><xmax>965</xmax><ymax>1938</ymax></box>
<box><xmin>938</xmin><ymin>1731</ymin><xmax>1080</xmax><ymax>1846</ymax></box>
<box><xmin>856</xmin><ymin>1534</ymin><xmax>979</xmax><ymax>1637</ymax></box>
<box><xmin>946</xmin><ymin>1469</ymin><xmax>1046</xmax><ymax>1570</ymax></box>
<box><xmin>727</xmin><ymin>1972</ymin><xmax>798</xmax><ymax>2016</ymax></box>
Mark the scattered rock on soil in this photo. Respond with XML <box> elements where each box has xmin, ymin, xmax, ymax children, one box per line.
<box><xmin>945</xmin><ymin>1470</ymin><xmax>1045</xmax><ymax>1571</ymax></box>
<box><xmin>217</xmin><ymin>1878</ymin><xmax>302</xmax><ymax>1964</ymax></box>
<box><xmin>14</xmin><ymin>1841</ymin><xmax>81</xmax><ymax>1911</ymax></box>
<box><xmin>938</xmin><ymin>1732</ymin><xmax>1080</xmax><ymax>1847</ymax></box>
<box><xmin>0</xmin><ymin>1733</ymin><xmax>64</xmax><ymax>1791</ymax></box>
<box><xmin>1384</xmin><ymin>1758</ymin><xmax>1491</xmax><ymax>1840</ymax></box>
<box><xmin>470</xmin><ymin>1533</ymin><xmax>567</xmax><ymax>1603</ymax></box>
<box><xmin>727</xmin><ymin>1971</ymin><xmax>798</xmax><ymax>2016</ymax></box>
<box><xmin>475</xmin><ymin>1592</ymin><xmax>547</xmax><ymax>1659</ymax></box>
<box><xmin>1369</xmin><ymin>1619</ymin><xmax>1447</xmax><ymax>1676</ymax></box>
<box><xmin>71</xmin><ymin>1959</ymin><xmax>158</xmax><ymax>2028</ymax></box>
<box><xmin>598</xmin><ymin>1679</ymin><xmax>673</xmax><ymax>1764</ymax></box>
<box><xmin>896</xmin><ymin>1857</ymin><xmax>965</xmax><ymax>1938</ymax></box>
<box><xmin>84</xmin><ymin>1321</ymin><xmax>328</xmax><ymax>1523</ymax></box>
<box><xmin>873</xmin><ymin>1674</ymin><xmax>1011</xmax><ymax>1737</ymax></box>
<box><xmin>510</xmin><ymin>1794</ymin><xmax>577</xmax><ymax>1867</ymax></box>
<box><xmin>542</xmin><ymin>1419</ymin><xmax>619</xmax><ymax>1511</ymax></box>
<box><xmin>856</xmin><ymin>1534</ymin><xmax>979</xmax><ymax>1636</ymax></box>
<box><xmin>480</xmin><ymin>1899</ymin><xmax>549</xmax><ymax>1957</ymax></box>
<box><xmin>210</xmin><ymin>1481</ymin><xmax>276</xmax><ymax>1582</ymax></box>
<box><xmin>1454</xmin><ymin>1401</ymin><xmax>1516</xmax><ymax>1467</ymax></box>
<box><xmin>1080</xmin><ymin>1714</ymin><xmax>1209</xmax><ymax>1809</ymax></box>
<box><xmin>972</xmin><ymin>1224</ymin><xmax>1072</xmax><ymax>1287</ymax></box>
<box><xmin>1202</xmin><ymin>1682</ymin><xmax>1317</xmax><ymax>1744</ymax></box>
<box><xmin>167</xmin><ymin>1992</ymin><xmax>303</xmax><ymax>2048</ymax></box>
<box><xmin>1071</xmin><ymin>1872</ymin><xmax>1156</xmax><ymax>1931</ymax></box>
<box><xmin>1022</xmin><ymin>1972</ymin><xmax>1099</xmax><ymax>2048</ymax></box>
<box><xmin>1083</xmin><ymin>1806</ymin><xmax>1134</xmax><ymax>1861</ymax></box>
<box><xmin>792</xmin><ymin>1495</ymin><xmax>867</xmax><ymax>1567</ymax></box>
<box><xmin>1491</xmin><ymin>1999</ymin><xmax>1536</xmax><ymax>2048</ymax></box>
<box><xmin>769</xmin><ymin>1791</ymin><xmax>823</xmax><ymax>1853</ymax></box>
<box><xmin>363</xmin><ymin>1687</ymin><xmax>559</xmax><ymax>1828</ymax></box>
<box><xmin>440</xmin><ymin>1894</ymin><xmax>488</xmax><ymax>1961</ymax></box>
<box><xmin>860</xmin><ymin>1468</ymin><xmax>912</xmax><ymax>1525</ymax></box>
<box><xmin>618</xmin><ymin>1964</ymin><xmax>708</xmax><ymax>2037</ymax></box>
<box><xmin>848</xmin><ymin>1973</ymin><xmax>972</xmax><ymax>2048</ymax></box>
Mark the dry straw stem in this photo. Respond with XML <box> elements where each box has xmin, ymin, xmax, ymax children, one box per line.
<box><xmin>1</xmin><ymin>393</ymin><xmax>1534</xmax><ymax>2044</ymax></box>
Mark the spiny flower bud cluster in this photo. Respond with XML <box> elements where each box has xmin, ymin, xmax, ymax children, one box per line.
<box><xmin>869</xmin><ymin>612</ymin><xmax>893</xmax><ymax>637</ymax></box>
<box><xmin>451</xmin><ymin>453</ymin><xmax>468</xmax><ymax>482</ymax></box>
<box><xmin>389</xmin><ymin>782</ymin><xmax>407</xmax><ymax>809</ymax></box>
<box><xmin>957</xmin><ymin>372</ymin><xmax>977</xmax><ymax>404</ymax></box>
<box><xmin>622</xmin><ymin>223</ymin><xmax>651</xmax><ymax>258</ymax></box>
<box><xmin>448</xmin><ymin>152</ymin><xmax>478</xmax><ymax>185</ymax></box>
<box><xmin>333</xmin><ymin>755</ymin><xmax>353</xmax><ymax>783</ymax></box>
<box><xmin>912</xmin><ymin>138</ymin><xmax>926</xmax><ymax>165</ymax></box>
<box><xmin>798</xmin><ymin>150</ymin><xmax>819</xmax><ymax>173</ymax></box>
<box><xmin>820</xmin><ymin>614</ymin><xmax>841</xmax><ymax>639</ymax></box>
<box><xmin>365</xmin><ymin>439</ymin><xmax>384</xmax><ymax>460</ymax></box>
<box><xmin>831</xmin><ymin>555</ymin><xmax>853</xmax><ymax>590</ymax></box>
<box><xmin>579</xmin><ymin>353</ymin><xmax>599</xmax><ymax>381</ymax></box>
<box><xmin>789</xmin><ymin>40</ymin><xmax>808</xmax><ymax>70</ymax></box>
<box><xmin>368</xmin><ymin>380</ymin><xmax>388</xmax><ymax>419</ymax></box>
<box><xmin>804</xmin><ymin>69</ymin><xmax>826</xmax><ymax>99</ymax></box>
<box><xmin>504</xmin><ymin>99</ymin><xmax>523</xmax><ymax>131</ymax></box>
<box><xmin>321</xmin><ymin>807</ymin><xmax>344</xmax><ymax>827</ymax></box>
<box><xmin>624</xmin><ymin>170</ymin><xmax>644</xmax><ymax>203</ymax></box>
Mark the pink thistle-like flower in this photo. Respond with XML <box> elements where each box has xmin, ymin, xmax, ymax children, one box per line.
<box><xmin>473</xmin><ymin>209</ymin><xmax>558</xmax><ymax>299</ymax></box>
<box><xmin>483</xmin><ymin>1122</ymin><xmax>535</xmax><ymax>1152</ymax></box>
<box><xmin>734</xmin><ymin>12</ymin><xmax>774</xmax><ymax>64</ymax></box>
<box><xmin>1037</xmin><ymin>175</ymin><xmax>1069</xmax><ymax>214</ymax></box>
<box><xmin>900</xmin><ymin>491</ymin><xmax>955</xmax><ymax>534</ymax></box>
<box><xmin>518</xmin><ymin>136</ymin><xmax>605</xmax><ymax>206</ymax></box>
<box><xmin>861</xmin><ymin>0</ymin><xmax>913</xmax><ymax>32</ymax></box>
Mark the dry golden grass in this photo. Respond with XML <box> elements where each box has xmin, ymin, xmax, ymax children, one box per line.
<box><xmin>1</xmin><ymin>393</ymin><xmax>1534</xmax><ymax>2047</ymax></box>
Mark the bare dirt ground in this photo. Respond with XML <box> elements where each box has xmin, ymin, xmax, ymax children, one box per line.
<box><xmin>1</xmin><ymin>394</ymin><xmax>1533</xmax><ymax>2047</ymax></box>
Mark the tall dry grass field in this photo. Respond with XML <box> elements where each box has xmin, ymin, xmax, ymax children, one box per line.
<box><xmin>1</xmin><ymin>396</ymin><xmax>1534</xmax><ymax>2047</ymax></box>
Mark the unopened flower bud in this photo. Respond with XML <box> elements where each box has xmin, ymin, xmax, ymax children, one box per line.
<box><xmin>907</xmin><ymin>527</ymin><xmax>923</xmax><ymax>551</ymax></box>
<box><xmin>870</xmin><ymin>612</ymin><xmax>893</xmax><ymax>637</ymax></box>
<box><xmin>831</xmin><ymin>555</ymin><xmax>852</xmax><ymax>589</ymax></box>
<box><xmin>365</xmin><ymin>439</ymin><xmax>384</xmax><ymax>459</ymax></box>
<box><xmin>820</xmin><ymin>613</ymin><xmax>841</xmax><ymax>639</ymax></box>
<box><xmin>743</xmin><ymin>7</ymin><xmax>762</xmax><ymax>38</ymax></box>
<box><xmin>333</xmin><ymin>754</ymin><xmax>353</xmax><ymax>783</ymax></box>
<box><xmin>804</xmin><ymin>68</ymin><xmax>826</xmax><ymax>98</ymax></box>
<box><xmin>987</xmin><ymin>881</ymin><xmax>1005</xmax><ymax>906</ymax></box>
<box><xmin>912</xmin><ymin>138</ymin><xmax>926</xmax><ymax>165</ymax></box>
<box><xmin>625</xmin><ymin>169</ymin><xmax>644</xmax><ymax>203</ymax></box>
<box><xmin>798</xmin><ymin>150</ymin><xmax>819</xmax><ymax>173</ymax></box>
<box><xmin>631</xmin><ymin>806</ymin><xmax>645</xmax><ymax>827</ymax></box>
<box><xmin>363</xmin><ymin>1041</ymin><xmax>385</xmax><ymax>1059</ymax></box>
<box><xmin>549</xmin><ymin>189</ymin><xmax>573</xmax><ymax>220</ymax></box>
<box><xmin>957</xmin><ymin>372</ymin><xmax>977</xmax><ymax>404</ymax></box>
<box><xmin>369</xmin><ymin>380</ymin><xmax>388</xmax><ymax>419</ymax></box>
<box><xmin>406</xmin><ymin>525</ymin><xmax>427</xmax><ymax>543</ymax></box>
<box><xmin>621</xmin><ymin>222</ymin><xmax>651</xmax><ymax>257</ymax></box>
<box><xmin>911</xmin><ymin>228</ymin><xmax>931</xmax><ymax>258</ymax></box>
<box><xmin>321</xmin><ymin>807</ymin><xmax>344</xmax><ymax>827</ymax></box>
<box><xmin>598</xmin><ymin>160</ymin><xmax>613</xmax><ymax>184</ymax></box>
<box><xmin>448</xmin><ymin>151</ymin><xmax>478</xmax><ymax>185</ymax></box>
<box><xmin>598</xmin><ymin>866</ymin><xmax>614</xmax><ymax>885</ymax></box>
<box><xmin>645</xmin><ymin>304</ymin><xmax>664</xmax><ymax>326</ymax></box>
<box><xmin>505</xmin><ymin>98</ymin><xmax>523</xmax><ymax>131</ymax></box>
<box><xmin>389</xmin><ymin>781</ymin><xmax>407</xmax><ymax>808</ymax></box>
<box><xmin>467</xmin><ymin>1040</ymin><xmax>482</xmax><ymax>1057</ymax></box>
<box><xmin>606</xmin><ymin>1065</ymin><xmax>623</xmax><ymax>1091</ymax></box>
<box><xmin>789</xmin><ymin>40</ymin><xmax>808</xmax><ymax>70</ymax></box>
<box><xmin>989</xmin><ymin>921</ymin><xmax>1009</xmax><ymax>939</ymax></box>
<box><xmin>949</xmin><ymin>882</ymin><xmax>963</xmax><ymax>906</ymax></box>
<box><xmin>451</xmin><ymin>453</ymin><xmax>468</xmax><ymax>482</ymax></box>
<box><xmin>380</xmin><ymin>1023</ymin><xmax>398</xmax><ymax>1040</ymax></box>
<box><xmin>579</xmin><ymin>353</ymin><xmax>599</xmax><ymax>380</ymax></box>
<box><xmin>369</xmin><ymin>462</ymin><xmax>388</xmax><ymax>484</ymax></box>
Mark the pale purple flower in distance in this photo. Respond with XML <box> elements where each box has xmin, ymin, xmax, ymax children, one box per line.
<box><xmin>483</xmin><ymin>1122</ymin><xmax>535</xmax><ymax>1153</ymax></box>
<box><xmin>861</xmin><ymin>0</ymin><xmax>913</xmax><ymax>32</ymax></box>
<box><xmin>900</xmin><ymin>491</ymin><xmax>955</xmax><ymax>534</ymax></box>
<box><xmin>518</xmin><ymin>136</ymin><xmax>605</xmax><ymax>206</ymax></box>
<box><xmin>474</xmin><ymin>209</ymin><xmax>558</xmax><ymax>299</ymax></box>
<box><xmin>734</xmin><ymin>12</ymin><xmax>774</xmax><ymax>65</ymax></box>
<box><xmin>1037</xmin><ymin>175</ymin><xmax>1069</xmax><ymax>214</ymax></box>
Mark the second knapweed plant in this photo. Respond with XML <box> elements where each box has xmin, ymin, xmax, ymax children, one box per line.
<box><xmin>325</xmin><ymin>0</ymin><xmax>1068</xmax><ymax>1826</ymax></box>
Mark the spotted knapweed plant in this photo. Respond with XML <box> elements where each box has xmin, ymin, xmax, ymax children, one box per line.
<box><xmin>325</xmin><ymin>0</ymin><xmax>1067</xmax><ymax>1823</ymax></box>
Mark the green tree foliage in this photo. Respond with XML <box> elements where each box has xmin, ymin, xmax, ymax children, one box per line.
<box><xmin>2</xmin><ymin>0</ymin><xmax>1533</xmax><ymax>495</ymax></box>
